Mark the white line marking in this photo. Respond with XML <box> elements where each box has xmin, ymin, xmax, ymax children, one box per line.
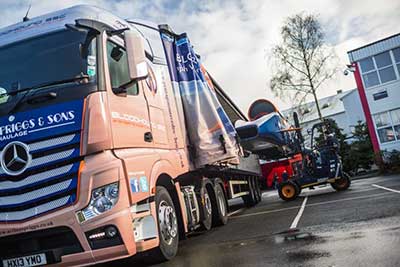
<box><xmin>262</xmin><ymin>191</ymin><xmax>278</xmax><ymax>198</ymax></box>
<box><xmin>28</xmin><ymin>121</ymin><xmax>75</xmax><ymax>133</ymax></box>
<box><xmin>232</xmin><ymin>206</ymin><xmax>302</xmax><ymax>218</ymax></box>
<box><xmin>290</xmin><ymin>196</ymin><xmax>308</xmax><ymax>229</ymax></box>
<box><xmin>372</xmin><ymin>184</ymin><xmax>400</xmax><ymax>193</ymax></box>
<box><xmin>306</xmin><ymin>193</ymin><xmax>386</xmax><ymax>207</ymax></box>
<box><xmin>228</xmin><ymin>208</ymin><xmax>245</xmax><ymax>217</ymax></box>
<box><xmin>231</xmin><ymin>191</ymin><xmax>392</xmax><ymax>219</ymax></box>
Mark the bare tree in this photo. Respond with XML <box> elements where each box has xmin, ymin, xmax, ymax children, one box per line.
<box><xmin>270</xmin><ymin>13</ymin><xmax>338</xmax><ymax>122</ymax></box>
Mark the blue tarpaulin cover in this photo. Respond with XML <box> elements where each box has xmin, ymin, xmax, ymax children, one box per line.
<box><xmin>161</xmin><ymin>32</ymin><xmax>239</xmax><ymax>167</ymax></box>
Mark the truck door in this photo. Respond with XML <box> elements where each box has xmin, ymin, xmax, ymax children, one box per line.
<box><xmin>105</xmin><ymin>36</ymin><xmax>157</xmax><ymax>204</ymax></box>
<box><xmin>105</xmin><ymin>38</ymin><xmax>153</xmax><ymax>148</ymax></box>
<box><xmin>141</xmin><ymin>64</ymin><xmax>169</xmax><ymax>147</ymax></box>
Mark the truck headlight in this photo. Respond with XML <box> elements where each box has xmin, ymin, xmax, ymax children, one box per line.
<box><xmin>77</xmin><ymin>182</ymin><xmax>119</xmax><ymax>223</ymax></box>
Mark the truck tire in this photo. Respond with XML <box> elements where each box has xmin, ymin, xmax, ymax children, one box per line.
<box><xmin>199</xmin><ymin>185</ymin><xmax>213</xmax><ymax>231</ymax></box>
<box><xmin>255</xmin><ymin>178</ymin><xmax>262</xmax><ymax>203</ymax></box>
<box><xmin>243</xmin><ymin>177</ymin><xmax>257</xmax><ymax>207</ymax></box>
<box><xmin>148</xmin><ymin>186</ymin><xmax>179</xmax><ymax>262</ymax></box>
<box><xmin>278</xmin><ymin>181</ymin><xmax>299</xmax><ymax>201</ymax></box>
<box><xmin>331</xmin><ymin>173</ymin><xmax>351</xmax><ymax>191</ymax></box>
<box><xmin>212</xmin><ymin>183</ymin><xmax>228</xmax><ymax>226</ymax></box>
<box><xmin>252</xmin><ymin>177</ymin><xmax>261</xmax><ymax>204</ymax></box>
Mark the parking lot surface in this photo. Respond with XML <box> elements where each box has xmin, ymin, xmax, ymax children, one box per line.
<box><xmin>149</xmin><ymin>174</ymin><xmax>400</xmax><ymax>267</ymax></box>
<box><xmin>101</xmin><ymin>174</ymin><xmax>400</xmax><ymax>267</ymax></box>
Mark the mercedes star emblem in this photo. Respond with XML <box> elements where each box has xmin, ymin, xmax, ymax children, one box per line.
<box><xmin>1</xmin><ymin>141</ymin><xmax>31</xmax><ymax>176</ymax></box>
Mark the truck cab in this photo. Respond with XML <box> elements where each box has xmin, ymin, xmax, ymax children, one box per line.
<box><xmin>0</xmin><ymin>5</ymin><xmax>263</xmax><ymax>266</ymax></box>
<box><xmin>0</xmin><ymin>5</ymin><xmax>190</xmax><ymax>266</ymax></box>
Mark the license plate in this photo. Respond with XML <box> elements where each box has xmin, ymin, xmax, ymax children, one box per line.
<box><xmin>2</xmin><ymin>253</ymin><xmax>47</xmax><ymax>267</ymax></box>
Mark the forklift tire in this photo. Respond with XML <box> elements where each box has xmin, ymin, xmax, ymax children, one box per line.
<box><xmin>331</xmin><ymin>173</ymin><xmax>351</xmax><ymax>191</ymax></box>
<box><xmin>243</xmin><ymin>177</ymin><xmax>258</xmax><ymax>207</ymax></box>
<box><xmin>199</xmin><ymin>185</ymin><xmax>213</xmax><ymax>231</ymax></box>
<box><xmin>278</xmin><ymin>181</ymin><xmax>299</xmax><ymax>201</ymax></box>
<box><xmin>147</xmin><ymin>186</ymin><xmax>179</xmax><ymax>263</ymax></box>
<box><xmin>212</xmin><ymin>182</ymin><xmax>228</xmax><ymax>226</ymax></box>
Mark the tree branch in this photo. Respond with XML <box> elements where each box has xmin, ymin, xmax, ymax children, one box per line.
<box><xmin>269</xmin><ymin>13</ymin><xmax>338</xmax><ymax>112</ymax></box>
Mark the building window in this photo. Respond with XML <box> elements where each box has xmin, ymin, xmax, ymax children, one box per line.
<box><xmin>375</xmin><ymin>52</ymin><xmax>396</xmax><ymax>83</ymax></box>
<box><xmin>374</xmin><ymin>108</ymin><xmax>400</xmax><ymax>144</ymax></box>
<box><xmin>377</xmin><ymin>127</ymin><xmax>396</xmax><ymax>143</ymax></box>
<box><xmin>374</xmin><ymin>112</ymin><xmax>390</xmax><ymax>128</ymax></box>
<box><xmin>393</xmin><ymin>47</ymin><xmax>400</xmax><ymax>75</ymax></box>
<box><xmin>359</xmin><ymin>49</ymin><xmax>399</xmax><ymax>88</ymax></box>
<box><xmin>395</xmin><ymin>125</ymin><xmax>400</xmax><ymax>140</ymax></box>
<box><xmin>363</xmin><ymin>71</ymin><xmax>380</xmax><ymax>87</ymax></box>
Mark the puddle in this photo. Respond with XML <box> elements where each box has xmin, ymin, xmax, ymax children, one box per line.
<box><xmin>274</xmin><ymin>229</ymin><xmax>325</xmax><ymax>244</ymax></box>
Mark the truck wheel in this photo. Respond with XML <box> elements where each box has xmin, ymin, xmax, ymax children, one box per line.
<box><xmin>255</xmin><ymin>178</ymin><xmax>262</xmax><ymax>203</ymax></box>
<box><xmin>243</xmin><ymin>177</ymin><xmax>257</xmax><ymax>207</ymax></box>
<box><xmin>149</xmin><ymin>186</ymin><xmax>179</xmax><ymax>262</ymax></box>
<box><xmin>331</xmin><ymin>173</ymin><xmax>351</xmax><ymax>191</ymax></box>
<box><xmin>199</xmin><ymin>185</ymin><xmax>213</xmax><ymax>231</ymax></box>
<box><xmin>212</xmin><ymin>183</ymin><xmax>228</xmax><ymax>226</ymax></box>
<box><xmin>278</xmin><ymin>181</ymin><xmax>299</xmax><ymax>201</ymax></box>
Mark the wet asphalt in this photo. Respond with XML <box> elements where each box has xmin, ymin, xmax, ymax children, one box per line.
<box><xmin>108</xmin><ymin>174</ymin><xmax>400</xmax><ymax>267</ymax></box>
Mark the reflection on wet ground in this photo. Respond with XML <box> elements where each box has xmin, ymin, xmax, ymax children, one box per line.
<box><xmin>277</xmin><ymin>217</ymin><xmax>400</xmax><ymax>267</ymax></box>
<box><xmin>152</xmin><ymin>217</ymin><xmax>400</xmax><ymax>267</ymax></box>
<box><xmin>274</xmin><ymin>229</ymin><xmax>325</xmax><ymax>244</ymax></box>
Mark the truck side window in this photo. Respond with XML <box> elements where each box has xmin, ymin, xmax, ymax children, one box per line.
<box><xmin>106</xmin><ymin>40</ymin><xmax>139</xmax><ymax>96</ymax></box>
<box><xmin>132</xmin><ymin>24</ymin><xmax>167</xmax><ymax>65</ymax></box>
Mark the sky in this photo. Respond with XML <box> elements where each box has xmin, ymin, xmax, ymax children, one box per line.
<box><xmin>0</xmin><ymin>0</ymin><xmax>399</xmax><ymax>113</ymax></box>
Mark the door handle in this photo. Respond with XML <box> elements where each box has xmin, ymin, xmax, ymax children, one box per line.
<box><xmin>144</xmin><ymin>132</ymin><xmax>153</xmax><ymax>142</ymax></box>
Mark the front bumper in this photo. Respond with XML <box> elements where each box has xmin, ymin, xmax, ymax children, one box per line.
<box><xmin>0</xmin><ymin>152</ymin><xmax>138</xmax><ymax>266</ymax></box>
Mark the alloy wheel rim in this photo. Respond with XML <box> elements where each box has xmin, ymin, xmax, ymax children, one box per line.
<box><xmin>204</xmin><ymin>191</ymin><xmax>212</xmax><ymax>216</ymax></box>
<box><xmin>218</xmin><ymin>190</ymin><xmax>226</xmax><ymax>216</ymax></box>
<box><xmin>158</xmin><ymin>200</ymin><xmax>178</xmax><ymax>245</ymax></box>
<box><xmin>282</xmin><ymin>185</ymin><xmax>295</xmax><ymax>198</ymax></box>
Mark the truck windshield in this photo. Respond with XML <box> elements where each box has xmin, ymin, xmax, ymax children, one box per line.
<box><xmin>0</xmin><ymin>29</ymin><xmax>96</xmax><ymax>104</ymax></box>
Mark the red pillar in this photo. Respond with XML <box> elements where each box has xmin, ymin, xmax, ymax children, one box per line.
<box><xmin>352</xmin><ymin>62</ymin><xmax>382</xmax><ymax>162</ymax></box>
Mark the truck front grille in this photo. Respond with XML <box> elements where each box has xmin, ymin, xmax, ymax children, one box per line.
<box><xmin>0</xmin><ymin>133</ymin><xmax>81</xmax><ymax>222</ymax></box>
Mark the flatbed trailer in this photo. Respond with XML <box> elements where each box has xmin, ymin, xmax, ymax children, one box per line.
<box><xmin>0</xmin><ymin>5</ymin><xmax>262</xmax><ymax>266</ymax></box>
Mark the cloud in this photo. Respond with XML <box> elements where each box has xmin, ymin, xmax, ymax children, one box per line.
<box><xmin>1</xmin><ymin>0</ymin><xmax>399</xmax><ymax>113</ymax></box>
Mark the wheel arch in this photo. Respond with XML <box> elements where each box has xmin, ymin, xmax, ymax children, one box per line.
<box><xmin>155</xmin><ymin>173</ymin><xmax>186</xmax><ymax>240</ymax></box>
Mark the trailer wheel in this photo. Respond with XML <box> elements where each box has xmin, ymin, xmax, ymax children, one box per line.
<box><xmin>212</xmin><ymin>183</ymin><xmax>228</xmax><ymax>226</ymax></box>
<box><xmin>278</xmin><ymin>181</ymin><xmax>299</xmax><ymax>201</ymax></box>
<box><xmin>199</xmin><ymin>185</ymin><xmax>213</xmax><ymax>231</ymax></box>
<box><xmin>243</xmin><ymin>177</ymin><xmax>257</xmax><ymax>207</ymax></box>
<box><xmin>331</xmin><ymin>173</ymin><xmax>351</xmax><ymax>191</ymax></box>
<box><xmin>148</xmin><ymin>186</ymin><xmax>179</xmax><ymax>262</ymax></box>
<box><xmin>255</xmin><ymin>178</ymin><xmax>262</xmax><ymax>203</ymax></box>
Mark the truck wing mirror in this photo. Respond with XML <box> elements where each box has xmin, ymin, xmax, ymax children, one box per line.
<box><xmin>124</xmin><ymin>30</ymin><xmax>148</xmax><ymax>81</ymax></box>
